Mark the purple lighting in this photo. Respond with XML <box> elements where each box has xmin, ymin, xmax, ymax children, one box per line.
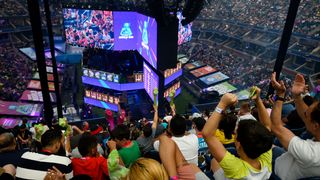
<box><xmin>143</xmin><ymin>62</ymin><xmax>159</xmax><ymax>102</ymax></box>
<box><xmin>82</xmin><ymin>76</ymin><xmax>144</xmax><ymax>91</ymax></box>
<box><xmin>164</xmin><ymin>69</ymin><xmax>183</xmax><ymax>86</ymax></box>
<box><xmin>84</xmin><ymin>97</ymin><xmax>118</xmax><ymax>112</ymax></box>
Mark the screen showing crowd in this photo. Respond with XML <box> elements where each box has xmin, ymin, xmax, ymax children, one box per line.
<box><xmin>63</xmin><ymin>9</ymin><xmax>114</xmax><ymax>49</ymax></box>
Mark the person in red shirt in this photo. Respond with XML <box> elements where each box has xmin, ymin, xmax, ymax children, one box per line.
<box><xmin>72</xmin><ymin>132</ymin><xmax>113</xmax><ymax>180</ymax></box>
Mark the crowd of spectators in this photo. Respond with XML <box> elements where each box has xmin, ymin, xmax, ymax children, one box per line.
<box><xmin>1</xmin><ymin>72</ymin><xmax>320</xmax><ymax>180</ymax></box>
<box><xmin>199</xmin><ymin>0</ymin><xmax>319</xmax><ymax>37</ymax></box>
<box><xmin>0</xmin><ymin>44</ymin><xmax>35</xmax><ymax>101</ymax></box>
<box><xmin>0</xmin><ymin>0</ymin><xmax>27</xmax><ymax>17</ymax></box>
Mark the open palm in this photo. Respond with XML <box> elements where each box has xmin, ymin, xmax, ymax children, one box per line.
<box><xmin>292</xmin><ymin>74</ymin><xmax>305</xmax><ymax>96</ymax></box>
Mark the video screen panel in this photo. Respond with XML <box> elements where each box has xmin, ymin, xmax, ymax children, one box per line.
<box><xmin>143</xmin><ymin>62</ymin><xmax>159</xmax><ymax>102</ymax></box>
<box><xmin>63</xmin><ymin>8</ymin><xmax>114</xmax><ymax>49</ymax></box>
<box><xmin>137</xmin><ymin>14</ymin><xmax>158</xmax><ymax>69</ymax></box>
<box><xmin>32</xmin><ymin>72</ymin><xmax>61</xmax><ymax>82</ymax></box>
<box><xmin>20</xmin><ymin>90</ymin><xmax>56</xmax><ymax>102</ymax></box>
<box><xmin>206</xmin><ymin>82</ymin><xmax>237</xmax><ymax>95</ymax></box>
<box><xmin>19</xmin><ymin>47</ymin><xmax>36</xmax><ymax>61</ymax></box>
<box><xmin>236</xmin><ymin>89</ymin><xmax>251</xmax><ymax>100</ymax></box>
<box><xmin>113</xmin><ymin>12</ymin><xmax>138</xmax><ymax>50</ymax></box>
<box><xmin>184</xmin><ymin>61</ymin><xmax>205</xmax><ymax>70</ymax></box>
<box><xmin>27</xmin><ymin>80</ymin><xmax>59</xmax><ymax>91</ymax></box>
<box><xmin>0</xmin><ymin>100</ymin><xmax>43</xmax><ymax>117</ymax></box>
<box><xmin>44</xmin><ymin>50</ymin><xmax>61</xmax><ymax>59</ymax></box>
<box><xmin>177</xmin><ymin>12</ymin><xmax>192</xmax><ymax>45</ymax></box>
<box><xmin>190</xmin><ymin>65</ymin><xmax>217</xmax><ymax>78</ymax></box>
<box><xmin>200</xmin><ymin>72</ymin><xmax>229</xmax><ymax>86</ymax></box>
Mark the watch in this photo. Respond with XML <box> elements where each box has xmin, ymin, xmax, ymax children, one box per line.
<box><xmin>215</xmin><ymin>107</ymin><xmax>224</xmax><ymax>114</ymax></box>
<box><xmin>275</xmin><ymin>95</ymin><xmax>285</xmax><ymax>102</ymax></box>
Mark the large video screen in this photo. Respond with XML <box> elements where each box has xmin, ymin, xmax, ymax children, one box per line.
<box><xmin>20</xmin><ymin>90</ymin><xmax>56</xmax><ymax>103</ymax></box>
<box><xmin>113</xmin><ymin>12</ymin><xmax>138</xmax><ymax>50</ymax></box>
<box><xmin>206</xmin><ymin>82</ymin><xmax>237</xmax><ymax>95</ymax></box>
<box><xmin>184</xmin><ymin>61</ymin><xmax>205</xmax><ymax>70</ymax></box>
<box><xmin>190</xmin><ymin>65</ymin><xmax>217</xmax><ymax>78</ymax></box>
<box><xmin>19</xmin><ymin>47</ymin><xmax>36</xmax><ymax>61</ymax></box>
<box><xmin>137</xmin><ymin>14</ymin><xmax>158</xmax><ymax>69</ymax></box>
<box><xmin>143</xmin><ymin>62</ymin><xmax>159</xmax><ymax>102</ymax></box>
<box><xmin>200</xmin><ymin>72</ymin><xmax>230</xmax><ymax>86</ymax></box>
<box><xmin>177</xmin><ymin>12</ymin><xmax>192</xmax><ymax>45</ymax></box>
<box><xmin>63</xmin><ymin>8</ymin><xmax>114</xmax><ymax>49</ymax></box>
<box><xmin>0</xmin><ymin>100</ymin><xmax>43</xmax><ymax>117</ymax></box>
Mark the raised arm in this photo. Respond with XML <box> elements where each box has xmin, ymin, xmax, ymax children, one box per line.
<box><xmin>270</xmin><ymin>72</ymin><xmax>295</xmax><ymax>150</ymax></box>
<box><xmin>251</xmin><ymin>86</ymin><xmax>271</xmax><ymax>131</ymax></box>
<box><xmin>292</xmin><ymin>74</ymin><xmax>309</xmax><ymax>123</ymax></box>
<box><xmin>152</xmin><ymin>104</ymin><xmax>159</xmax><ymax>130</ymax></box>
<box><xmin>202</xmin><ymin>93</ymin><xmax>237</xmax><ymax>162</ymax></box>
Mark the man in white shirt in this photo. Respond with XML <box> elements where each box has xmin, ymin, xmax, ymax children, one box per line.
<box><xmin>271</xmin><ymin>73</ymin><xmax>320</xmax><ymax>179</ymax></box>
<box><xmin>154</xmin><ymin>115</ymin><xmax>199</xmax><ymax>165</ymax></box>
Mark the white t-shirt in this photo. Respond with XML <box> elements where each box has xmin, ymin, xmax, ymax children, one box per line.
<box><xmin>238</xmin><ymin>113</ymin><xmax>257</xmax><ymax>121</ymax></box>
<box><xmin>154</xmin><ymin>133</ymin><xmax>199</xmax><ymax>165</ymax></box>
<box><xmin>275</xmin><ymin>136</ymin><xmax>320</xmax><ymax>179</ymax></box>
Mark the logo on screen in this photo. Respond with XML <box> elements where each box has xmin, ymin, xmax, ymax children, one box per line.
<box><xmin>119</xmin><ymin>23</ymin><xmax>134</xmax><ymax>39</ymax></box>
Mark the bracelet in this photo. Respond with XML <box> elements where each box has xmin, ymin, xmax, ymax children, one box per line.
<box><xmin>275</xmin><ymin>95</ymin><xmax>285</xmax><ymax>102</ymax></box>
<box><xmin>215</xmin><ymin>107</ymin><xmax>224</xmax><ymax>114</ymax></box>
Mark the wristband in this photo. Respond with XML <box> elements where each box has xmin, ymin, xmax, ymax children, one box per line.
<box><xmin>215</xmin><ymin>107</ymin><xmax>224</xmax><ymax>114</ymax></box>
<box><xmin>275</xmin><ymin>95</ymin><xmax>285</xmax><ymax>102</ymax></box>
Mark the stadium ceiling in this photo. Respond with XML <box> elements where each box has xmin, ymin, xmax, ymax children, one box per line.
<box><xmin>62</xmin><ymin>0</ymin><xmax>204</xmax><ymax>26</ymax></box>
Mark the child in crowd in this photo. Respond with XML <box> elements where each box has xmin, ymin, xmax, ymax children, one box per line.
<box><xmin>111</xmin><ymin>125</ymin><xmax>141</xmax><ymax>168</ymax></box>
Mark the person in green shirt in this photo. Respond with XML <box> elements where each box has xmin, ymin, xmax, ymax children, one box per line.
<box><xmin>111</xmin><ymin>125</ymin><xmax>141</xmax><ymax>167</ymax></box>
<box><xmin>202</xmin><ymin>88</ymin><xmax>274</xmax><ymax>180</ymax></box>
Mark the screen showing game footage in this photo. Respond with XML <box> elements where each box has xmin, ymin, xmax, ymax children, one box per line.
<box><xmin>143</xmin><ymin>62</ymin><xmax>159</xmax><ymax>102</ymax></box>
<box><xmin>200</xmin><ymin>72</ymin><xmax>230</xmax><ymax>86</ymax></box>
<box><xmin>205</xmin><ymin>82</ymin><xmax>237</xmax><ymax>95</ymax></box>
<box><xmin>177</xmin><ymin>12</ymin><xmax>192</xmax><ymax>45</ymax></box>
<box><xmin>19</xmin><ymin>47</ymin><xmax>36</xmax><ymax>61</ymax></box>
<box><xmin>137</xmin><ymin>14</ymin><xmax>158</xmax><ymax>69</ymax></box>
<box><xmin>63</xmin><ymin>8</ymin><xmax>114</xmax><ymax>49</ymax></box>
<box><xmin>184</xmin><ymin>61</ymin><xmax>205</xmax><ymax>70</ymax></box>
<box><xmin>190</xmin><ymin>65</ymin><xmax>217</xmax><ymax>78</ymax></box>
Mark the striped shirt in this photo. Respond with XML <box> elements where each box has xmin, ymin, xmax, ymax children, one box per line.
<box><xmin>16</xmin><ymin>152</ymin><xmax>73</xmax><ymax>180</ymax></box>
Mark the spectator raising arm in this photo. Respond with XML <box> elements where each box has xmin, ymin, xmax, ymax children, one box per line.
<box><xmin>292</xmin><ymin>74</ymin><xmax>309</xmax><ymax>123</ymax></box>
<box><xmin>270</xmin><ymin>72</ymin><xmax>295</xmax><ymax>149</ymax></box>
<box><xmin>251</xmin><ymin>86</ymin><xmax>271</xmax><ymax>131</ymax></box>
<box><xmin>152</xmin><ymin>104</ymin><xmax>158</xmax><ymax>130</ymax></box>
<box><xmin>202</xmin><ymin>93</ymin><xmax>238</xmax><ymax>162</ymax></box>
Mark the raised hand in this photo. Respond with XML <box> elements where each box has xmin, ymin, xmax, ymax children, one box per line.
<box><xmin>44</xmin><ymin>166</ymin><xmax>66</xmax><ymax>180</ymax></box>
<box><xmin>250</xmin><ymin>86</ymin><xmax>261</xmax><ymax>101</ymax></box>
<box><xmin>291</xmin><ymin>73</ymin><xmax>305</xmax><ymax>97</ymax></box>
<box><xmin>107</xmin><ymin>140</ymin><xmax>117</xmax><ymax>151</ymax></box>
<box><xmin>219</xmin><ymin>93</ymin><xmax>238</xmax><ymax>109</ymax></box>
<box><xmin>271</xmin><ymin>72</ymin><xmax>286</xmax><ymax>96</ymax></box>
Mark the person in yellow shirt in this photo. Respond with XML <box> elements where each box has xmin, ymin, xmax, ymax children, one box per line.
<box><xmin>203</xmin><ymin>88</ymin><xmax>273</xmax><ymax>180</ymax></box>
<box><xmin>214</xmin><ymin>113</ymin><xmax>237</xmax><ymax>146</ymax></box>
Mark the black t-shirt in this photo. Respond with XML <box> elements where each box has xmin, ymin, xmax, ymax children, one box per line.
<box><xmin>0</xmin><ymin>150</ymin><xmax>26</xmax><ymax>167</ymax></box>
<box><xmin>286</xmin><ymin>110</ymin><xmax>305</xmax><ymax>129</ymax></box>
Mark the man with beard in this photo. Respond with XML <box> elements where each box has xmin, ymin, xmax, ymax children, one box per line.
<box><xmin>16</xmin><ymin>129</ymin><xmax>73</xmax><ymax>179</ymax></box>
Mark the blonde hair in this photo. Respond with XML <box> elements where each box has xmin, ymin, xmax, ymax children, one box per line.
<box><xmin>127</xmin><ymin>158</ymin><xmax>168</xmax><ymax>180</ymax></box>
